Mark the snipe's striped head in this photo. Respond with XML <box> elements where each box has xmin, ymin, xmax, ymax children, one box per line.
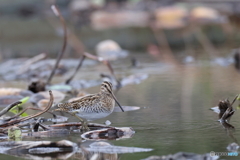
<box><xmin>101</xmin><ymin>81</ymin><xmax>124</xmax><ymax>112</ymax></box>
<box><xmin>100</xmin><ymin>81</ymin><xmax>113</xmax><ymax>94</ymax></box>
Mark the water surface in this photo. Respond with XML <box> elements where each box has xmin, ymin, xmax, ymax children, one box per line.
<box><xmin>1</xmin><ymin>54</ymin><xmax>240</xmax><ymax>160</ymax></box>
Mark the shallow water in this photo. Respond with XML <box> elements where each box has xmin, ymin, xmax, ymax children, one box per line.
<box><xmin>0</xmin><ymin>53</ymin><xmax>240</xmax><ymax>159</ymax></box>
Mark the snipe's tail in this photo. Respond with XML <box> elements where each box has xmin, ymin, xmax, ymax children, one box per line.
<box><xmin>52</xmin><ymin>103</ymin><xmax>72</xmax><ymax>112</ymax></box>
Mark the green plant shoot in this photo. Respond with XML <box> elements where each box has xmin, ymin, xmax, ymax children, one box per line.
<box><xmin>9</xmin><ymin>97</ymin><xmax>30</xmax><ymax>117</ymax></box>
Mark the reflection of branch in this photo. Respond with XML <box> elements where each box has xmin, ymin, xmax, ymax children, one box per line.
<box><xmin>220</xmin><ymin>120</ymin><xmax>235</xmax><ymax>129</ymax></box>
<box><xmin>47</xmin><ymin>5</ymin><xmax>67</xmax><ymax>85</ymax></box>
<box><xmin>227</xmin><ymin>128</ymin><xmax>239</xmax><ymax>144</ymax></box>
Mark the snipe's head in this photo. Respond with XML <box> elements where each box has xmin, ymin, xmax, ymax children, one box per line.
<box><xmin>100</xmin><ymin>81</ymin><xmax>113</xmax><ymax>95</ymax></box>
<box><xmin>100</xmin><ymin>81</ymin><xmax>124</xmax><ymax>112</ymax></box>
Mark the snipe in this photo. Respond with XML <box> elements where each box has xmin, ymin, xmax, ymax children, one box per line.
<box><xmin>53</xmin><ymin>81</ymin><xmax>124</xmax><ymax>130</ymax></box>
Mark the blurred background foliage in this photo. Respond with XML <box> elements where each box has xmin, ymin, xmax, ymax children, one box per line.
<box><xmin>1</xmin><ymin>0</ymin><xmax>240</xmax><ymax>59</ymax></box>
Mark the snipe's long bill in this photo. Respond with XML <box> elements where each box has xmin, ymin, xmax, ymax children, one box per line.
<box><xmin>107</xmin><ymin>86</ymin><xmax>124</xmax><ymax>112</ymax></box>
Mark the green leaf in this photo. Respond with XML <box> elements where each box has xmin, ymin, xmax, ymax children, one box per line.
<box><xmin>20</xmin><ymin>96</ymin><xmax>30</xmax><ymax>104</ymax></box>
<box><xmin>9</xmin><ymin>96</ymin><xmax>30</xmax><ymax>117</ymax></box>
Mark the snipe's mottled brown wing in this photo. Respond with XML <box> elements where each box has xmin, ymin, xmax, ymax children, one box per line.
<box><xmin>55</xmin><ymin>94</ymin><xmax>101</xmax><ymax>112</ymax></box>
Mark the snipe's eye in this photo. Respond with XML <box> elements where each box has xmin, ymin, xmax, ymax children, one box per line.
<box><xmin>104</xmin><ymin>84</ymin><xmax>107</xmax><ymax>87</ymax></box>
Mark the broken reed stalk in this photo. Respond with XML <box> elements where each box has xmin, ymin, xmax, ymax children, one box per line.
<box><xmin>4</xmin><ymin>107</ymin><xmax>56</xmax><ymax>121</ymax></box>
<box><xmin>84</xmin><ymin>52</ymin><xmax>115</xmax><ymax>75</ymax></box>
<box><xmin>220</xmin><ymin>95</ymin><xmax>238</xmax><ymax>122</ymax></box>
<box><xmin>84</xmin><ymin>52</ymin><xmax>120</xmax><ymax>86</ymax></box>
<box><xmin>149</xmin><ymin>22</ymin><xmax>178</xmax><ymax>65</ymax></box>
<box><xmin>182</xmin><ymin>29</ymin><xmax>195</xmax><ymax>56</ymax></box>
<box><xmin>84</xmin><ymin>52</ymin><xmax>121</xmax><ymax>88</ymax></box>
<box><xmin>46</xmin><ymin>5</ymin><xmax>67</xmax><ymax>85</ymax></box>
<box><xmin>46</xmin><ymin>8</ymin><xmax>119</xmax><ymax>84</ymax></box>
<box><xmin>65</xmin><ymin>55</ymin><xmax>86</xmax><ymax>84</ymax></box>
<box><xmin>48</xmin><ymin>122</ymin><xmax>112</xmax><ymax>130</ymax></box>
<box><xmin>0</xmin><ymin>101</ymin><xmax>22</xmax><ymax>117</ymax></box>
<box><xmin>193</xmin><ymin>26</ymin><xmax>218</xmax><ymax>58</ymax></box>
<box><xmin>64</xmin><ymin>28</ymin><xmax>118</xmax><ymax>83</ymax></box>
<box><xmin>231</xmin><ymin>95</ymin><xmax>238</xmax><ymax>106</ymax></box>
<box><xmin>17</xmin><ymin>91</ymin><xmax>53</xmax><ymax>122</ymax></box>
<box><xmin>0</xmin><ymin>91</ymin><xmax>54</xmax><ymax>129</ymax></box>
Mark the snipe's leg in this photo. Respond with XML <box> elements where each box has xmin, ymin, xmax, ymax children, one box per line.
<box><xmin>70</xmin><ymin>112</ymin><xmax>89</xmax><ymax>131</ymax></box>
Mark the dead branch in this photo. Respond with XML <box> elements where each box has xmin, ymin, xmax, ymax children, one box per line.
<box><xmin>66</xmin><ymin>33</ymin><xmax>120</xmax><ymax>82</ymax></box>
<box><xmin>0</xmin><ymin>101</ymin><xmax>22</xmax><ymax>117</ymax></box>
<box><xmin>0</xmin><ymin>90</ymin><xmax>53</xmax><ymax>129</ymax></box>
<box><xmin>231</xmin><ymin>95</ymin><xmax>238</xmax><ymax>106</ymax></box>
<box><xmin>46</xmin><ymin>8</ymin><xmax>119</xmax><ymax>84</ymax></box>
<box><xmin>149</xmin><ymin>22</ymin><xmax>178</xmax><ymax>66</ymax></box>
<box><xmin>4</xmin><ymin>107</ymin><xmax>56</xmax><ymax>121</ymax></box>
<box><xmin>193</xmin><ymin>26</ymin><xmax>218</xmax><ymax>58</ymax></box>
<box><xmin>84</xmin><ymin>52</ymin><xmax>119</xmax><ymax>81</ymax></box>
<box><xmin>65</xmin><ymin>55</ymin><xmax>86</xmax><ymax>84</ymax></box>
<box><xmin>47</xmin><ymin>5</ymin><xmax>67</xmax><ymax>85</ymax></box>
<box><xmin>47</xmin><ymin>122</ymin><xmax>112</xmax><ymax>130</ymax></box>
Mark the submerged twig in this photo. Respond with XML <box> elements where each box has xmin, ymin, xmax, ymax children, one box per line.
<box><xmin>47</xmin><ymin>5</ymin><xmax>67</xmax><ymax>85</ymax></box>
